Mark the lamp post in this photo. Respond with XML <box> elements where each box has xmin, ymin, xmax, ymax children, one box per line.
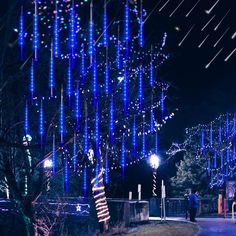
<box><xmin>149</xmin><ymin>154</ymin><xmax>160</xmax><ymax>196</ymax></box>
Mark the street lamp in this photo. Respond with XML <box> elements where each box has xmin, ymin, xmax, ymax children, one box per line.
<box><xmin>149</xmin><ymin>154</ymin><xmax>160</xmax><ymax>196</ymax></box>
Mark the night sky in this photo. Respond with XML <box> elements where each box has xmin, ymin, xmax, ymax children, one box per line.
<box><xmin>124</xmin><ymin>0</ymin><xmax>236</xmax><ymax>198</ymax></box>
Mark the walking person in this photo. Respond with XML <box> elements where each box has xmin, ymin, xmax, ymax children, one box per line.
<box><xmin>189</xmin><ymin>188</ymin><xmax>198</xmax><ymax>222</ymax></box>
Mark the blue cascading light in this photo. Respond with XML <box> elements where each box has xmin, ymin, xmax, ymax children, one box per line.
<box><xmin>75</xmin><ymin>84</ymin><xmax>80</xmax><ymax>130</ymax></box>
<box><xmin>103</xmin><ymin>0</ymin><xmax>109</xmax><ymax>46</ymax></box>
<box><xmin>214</xmin><ymin>151</ymin><xmax>217</xmax><ymax>168</ymax></box>
<box><xmin>69</xmin><ymin>3</ymin><xmax>76</xmax><ymax>57</ymax></box>
<box><xmin>24</xmin><ymin>101</ymin><xmax>29</xmax><ymax>135</ymax></box>
<box><xmin>84</xmin><ymin>117</ymin><xmax>88</xmax><ymax>155</ymax></box>
<box><xmin>39</xmin><ymin>100</ymin><xmax>44</xmax><ymax>142</ymax></box>
<box><xmin>234</xmin><ymin>113</ymin><xmax>236</xmax><ymax>137</ymax></box>
<box><xmin>138</xmin><ymin>65</ymin><xmax>143</xmax><ymax>110</ymax></box>
<box><xmin>94</xmin><ymin>109</ymin><xmax>100</xmax><ymax>158</ymax></box>
<box><xmin>52</xmin><ymin>134</ymin><xmax>56</xmax><ymax>175</ymax></box>
<box><xmin>201</xmin><ymin>129</ymin><xmax>205</xmax><ymax>149</ymax></box>
<box><xmin>161</xmin><ymin>89</ymin><xmax>164</xmax><ymax>120</ymax></box>
<box><xmin>227</xmin><ymin>148</ymin><xmax>230</xmax><ymax>162</ymax></box>
<box><xmin>219</xmin><ymin>126</ymin><xmax>222</xmax><ymax>143</ymax></box>
<box><xmin>60</xmin><ymin>90</ymin><xmax>64</xmax><ymax>144</ymax></box>
<box><xmin>73</xmin><ymin>134</ymin><xmax>77</xmax><ymax>172</ymax></box>
<box><xmin>116</xmin><ymin>31</ymin><xmax>121</xmax><ymax>69</ymax></box>
<box><xmin>81</xmin><ymin>44</ymin><xmax>86</xmax><ymax>84</ymax></box>
<box><xmin>30</xmin><ymin>59</ymin><xmax>35</xmax><ymax>98</ymax></box>
<box><xmin>19</xmin><ymin>7</ymin><xmax>24</xmax><ymax>59</ymax></box>
<box><xmin>139</xmin><ymin>0</ymin><xmax>144</xmax><ymax>47</ymax></box>
<box><xmin>83</xmin><ymin>166</ymin><xmax>87</xmax><ymax>195</ymax></box>
<box><xmin>220</xmin><ymin>152</ymin><xmax>223</xmax><ymax>168</ymax></box>
<box><xmin>64</xmin><ymin>152</ymin><xmax>69</xmax><ymax>192</ymax></box>
<box><xmin>88</xmin><ymin>2</ymin><xmax>94</xmax><ymax>56</ymax></box>
<box><xmin>124</xmin><ymin>1</ymin><xmax>130</xmax><ymax>42</ymax></box>
<box><xmin>92</xmin><ymin>55</ymin><xmax>98</xmax><ymax>104</ymax></box>
<box><xmin>149</xmin><ymin>59</ymin><xmax>154</xmax><ymax>87</ymax></box>
<box><xmin>210</xmin><ymin>124</ymin><xmax>213</xmax><ymax>147</ymax></box>
<box><xmin>109</xmin><ymin>96</ymin><xmax>115</xmax><ymax>144</ymax></box>
<box><xmin>105</xmin><ymin>152</ymin><xmax>109</xmax><ymax>184</ymax></box>
<box><xmin>132</xmin><ymin>116</ymin><xmax>137</xmax><ymax>157</ymax></box>
<box><xmin>123</xmin><ymin>66</ymin><xmax>128</xmax><ymax>113</ymax></box>
<box><xmin>53</xmin><ymin>8</ymin><xmax>60</xmax><ymax>57</ymax></box>
<box><xmin>121</xmin><ymin>134</ymin><xmax>126</xmax><ymax>176</ymax></box>
<box><xmin>67</xmin><ymin>59</ymin><xmax>72</xmax><ymax>99</ymax></box>
<box><xmin>105</xmin><ymin>52</ymin><xmax>110</xmax><ymax>96</ymax></box>
<box><xmin>142</xmin><ymin>125</ymin><xmax>146</xmax><ymax>157</ymax></box>
<box><xmin>226</xmin><ymin>113</ymin><xmax>229</xmax><ymax>138</ymax></box>
<box><xmin>150</xmin><ymin>106</ymin><xmax>154</xmax><ymax>133</ymax></box>
<box><xmin>33</xmin><ymin>0</ymin><xmax>39</xmax><ymax>60</ymax></box>
<box><xmin>155</xmin><ymin>131</ymin><xmax>159</xmax><ymax>154</ymax></box>
<box><xmin>207</xmin><ymin>159</ymin><xmax>211</xmax><ymax>175</ymax></box>
<box><xmin>49</xmin><ymin>45</ymin><xmax>55</xmax><ymax>97</ymax></box>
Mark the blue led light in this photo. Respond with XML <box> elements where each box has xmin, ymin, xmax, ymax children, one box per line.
<box><xmin>116</xmin><ymin>32</ymin><xmax>121</xmax><ymax>69</ymax></box>
<box><xmin>161</xmin><ymin>89</ymin><xmax>164</xmax><ymax>119</ymax></box>
<box><xmin>52</xmin><ymin>134</ymin><xmax>56</xmax><ymax>175</ymax></box>
<box><xmin>33</xmin><ymin>0</ymin><xmax>39</xmax><ymax>60</ymax></box>
<box><xmin>234</xmin><ymin>113</ymin><xmax>236</xmax><ymax>136</ymax></box>
<box><xmin>75</xmin><ymin>84</ymin><xmax>80</xmax><ymax>130</ymax></box>
<box><xmin>84</xmin><ymin>117</ymin><xmax>88</xmax><ymax>154</ymax></box>
<box><xmin>109</xmin><ymin>96</ymin><xmax>115</xmax><ymax>144</ymax></box>
<box><xmin>103</xmin><ymin>0</ymin><xmax>109</xmax><ymax>46</ymax></box>
<box><xmin>73</xmin><ymin>134</ymin><xmax>77</xmax><ymax>172</ymax></box>
<box><xmin>142</xmin><ymin>125</ymin><xmax>146</xmax><ymax>157</ymax></box>
<box><xmin>124</xmin><ymin>1</ymin><xmax>130</xmax><ymax>42</ymax></box>
<box><xmin>24</xmin><ymin>101</ymin><xmax>29</xmax><ymax>135</ymax></box>
<box><xmin>138</xmin><ymin>65</ymin><xmax>143</xmax><ymax>110</ymax></box>
<box><xmin>132</xmin><ymin>116</ymin><xmax>137</xmax><ymax>157</ymax></box>
<box><xmin>150</xmin><ymin>106</ymin><xmax>154</xmax><ymax>133</ymax></box>
<box><xmin>219</xmin><ymin>126</ymin><xmax>222</xmax><ymax>143</ymax></box>
<box><xmin>155</xmin><ymin>132</ymin><xmax>159</xmax><ymax>154</ymax></box>
<box><xmin>67</xmin><ymin>59</ymin><xmax>72</xmax><ymax>99</ymax></box>
<box><xmin>214</xmin><ymin>151</ymin><xmax>217</xmax><ymax>168</ymax></box>
<box><xmin>121</xmin><ymin>135</ymin><xmax>126</xmax><ymax>176</ymax></box>
<box><xmin>150</xmin><ymin>60</ymin><xmax>154</xmax><ymax>87</ymax></box>
<box><xmin>81</xmin><ymin>44</ymin><xmax>86</xmax><ymax>83</ymax></box>
<box><xmin>60</xmin><ymin>90</ymin><xmax>64</xmax><ymax>144</ymax></box>
<box><xmin>220</xmin><ymin>152</ymin><xmax>223</xmax><ymax>168</ymax></box>
<box><xmin>210</xmin><ymin>124</ymin><xmax>213</xmax><ymax>147</ymax></box>
<box><xmin>83</xmin><ymin>166</ymin><xmax>87</xmax><ymax>195</ymax></box>
<box><xmin>39</xmin><ymin>100</ymin><xmax>44</xmax><ymax>140</ymax></box>
<box><xmin>105</xmin><ymin>152</ymin><xmax>109</xmax><ymax>184</ymax></box>
<box><xmin>226</xmin><ymin>113</ymin><xmax>229</xmax><ymax>137</ymax></box>
<box><xmin>19</xmin><ymin>7</ymin><xmax>24</xmax><ymax>58</ymax></box>
<box><xmin>64</xmin><ymin>153</ymin><xmax>69</xmax><ymax>192</ymax></box>
<box><xmin>53</xmin><ymin>7</ymin><xmax>60</xmax><ymax>57</ymax></box>
<box><xmin>49</xmin><ymin>46</ymin><xmax>55</xmax><ymax>97</ymax></box>
<box><xmin>30</xmin><ymin>59</ymin><xmax>35</xmax><ymax>98</ymax></box>
<box><xmin>69</xmin><ymin>3</ymin><xmax>76</xmax><ymax>57</ymax></box>
<box><xmin>105</xmin><ymin>52</ymin><xmax>109</xmax><ymax>96</ymax></box>
<box><xmin>201</xmin><ymin>129</ymin><xmax>205</xmax><ymax>149</ymax></box>
<box><xmin>139</xmin><ymin>0</ymin><xmax>144</xmax><ymax>47</ymax></box>
<box><xmin>94</xmin><ymin>109</ymin><xmax>100</xmax><ymax>158</ymax></box>
<box><xmin>227</xmin><ymin>148</ymin><xmax>229</xmax><ymax>162</ymax></box>
<box><xmin>207</xmin><ymin>159</ymin><xmax>210</xmax><ymax>175</ymax></box>
<box><xmin>88</xmin><ymin>2</ymin><xmax>94</xmax><ymax>56</ymax></box>
<box><xmin>123</xmin><ymin>66</ymin><xmax>128</xmax><ymax>113</ymax></box>
<box><xmin>92</xmin><ymin>55</ymin><xmax>98</xmax><ymax>103</ymax></box>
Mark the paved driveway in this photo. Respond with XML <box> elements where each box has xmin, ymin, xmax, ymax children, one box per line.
<box><xmin>196</xmin><ymin>218</ymin><xmax>236</xmax><ymax>236</ymax></box>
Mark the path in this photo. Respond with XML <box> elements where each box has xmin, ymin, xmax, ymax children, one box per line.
<box><xmin>150</xmin><ymin>217</ymin><xmax>236</xmax><ymax>236</ymax></box>
<box><xmin>196</xmin><ymin>218</ymin><xmax>236</xmax><ymax>236</ymax></box>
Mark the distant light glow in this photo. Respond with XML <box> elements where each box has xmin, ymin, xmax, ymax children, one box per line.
<box><xmin>39</xmin><ymin>100</ymin><xmax>44</xmax><ymax>141</ymax></box>
<box><xmin>109</xmin><ymin>96</ymin><xmax>115</xmax><ymax>144</ymax></box>
<box><xmin>73</xmin><ymin>134</ymin><xmax>77</xmax><ymax>172</ymax></box>
<box><xmin>84</xmin><ymin>117</ymin><xmax>88</xmax><ymax>154</ymax></box>
<box><xmin>149</xmin><ymin>154</ymin><xmax>160</xmax><ymax>169</ymax></box>
<box><xmin>44</xmin><ymin>159</ymin><xmax>53</xmax><ymax>168</ymax></box>
<box><xmin>60</xmin><ymin>90</ymin><xmax>64</xmax><ymax>144</ymax></box>
<box><xmin>132</xmin><ymin>116</ymin><xmax>137</xmax><ymax>157</ymax></box>
<box><xmin>30</xmin><ymin>59</ymin><xmax>35</xmax><ymax>98</ymax></box>
<box><xmin>52</xmin><ymin>134</ymin><xmax>56</xmax><ymax>175</ymax></box>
